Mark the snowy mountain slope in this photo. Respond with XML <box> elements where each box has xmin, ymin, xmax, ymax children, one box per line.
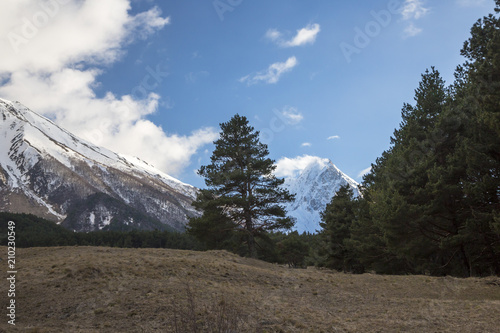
<box><xmin>277</xmin><ymin>156</ymin><xmax>360</xmax><ymax>234</ymax></box>
<box><xmin>0</xmin><ymin>98</ymin><xmax>198</xmax><ymax>231</ymax></box>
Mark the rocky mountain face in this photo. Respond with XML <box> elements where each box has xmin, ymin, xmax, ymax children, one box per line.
<box><xmin>281</xmin><ymin>157</ymin><xmax>360</xmax><ymax>234</ymax></box>
<box><xmin>0</xmin><ymin>98</ymin><xmax>199</xmax><ymax>232</ymax></box>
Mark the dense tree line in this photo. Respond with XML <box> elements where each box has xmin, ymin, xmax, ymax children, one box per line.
<box><xmin>0</xmin><ymin>212</ymin><xmax>202</xmax><ymax>250</ymax></box>
<box><xmin>0</xmin><ymin>212</ymin><xmax>317</xmax><ymax>267</ymax></box>
<box><xmin>318</xmin><ymin>2</ymin><xmax>500</xmax><ymax>277</ymax></box>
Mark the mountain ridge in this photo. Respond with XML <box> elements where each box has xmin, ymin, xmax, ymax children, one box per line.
<box><xmin>0</xmin><ymin>98</ymin><xmax>198</xmax><ymax>231</ymax></box>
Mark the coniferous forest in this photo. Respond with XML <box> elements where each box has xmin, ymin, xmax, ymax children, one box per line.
<box><xmin>318</xmin><ymin>3</ymin><xmax>500</xmax><ymax>277</ymax></box>
<box><xmin>2</xmin><ymin>2</ymin><xmax>499</xmax><ymax>278</ymax></box>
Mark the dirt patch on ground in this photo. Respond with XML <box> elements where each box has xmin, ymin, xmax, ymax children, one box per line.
<box><xmin>1</xmin><ymin>246</ymin><xmax>499</xmax><ymax>332</ymax></box>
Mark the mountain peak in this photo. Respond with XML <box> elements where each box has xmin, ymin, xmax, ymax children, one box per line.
<box><xmin>276</xmin><ymin>155</ymin><xmax>359</xmax><ymax>234</ymax></box>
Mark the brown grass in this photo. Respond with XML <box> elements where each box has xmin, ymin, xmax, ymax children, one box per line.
<box><xmin>1</xmin><ymin>246</ymin><xmax>499</xmax><ymax>332</ymax></box>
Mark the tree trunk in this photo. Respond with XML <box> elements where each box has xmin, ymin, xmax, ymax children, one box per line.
<box><xmin>460</xmin><ymin>245</ymin><xmax>471</xmax><ymax>277</ymax></box>
<box><xmin>244</xmin><ymin>210</ymin><xmax>257</xmax><ymax>258</ymax></box>
<box><xmin>247</xmin><ymin>232</ymin><xmax>257</xmax><ymax>258</ymax></box>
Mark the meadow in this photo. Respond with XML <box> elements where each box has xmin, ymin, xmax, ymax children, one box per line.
<box><xmin>1</xmin><ymin>246</ymin><xmax>499</xmax><ymax>332</ymax></box>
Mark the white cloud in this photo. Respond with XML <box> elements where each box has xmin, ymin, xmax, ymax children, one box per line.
<box><xmin>327</xmin><ymin>135</ymin><xmax>340</xmax><ymax>140</ymax></box>
<box><xmin>279</xmin><ymin>106</ymin><xmax>303</xmax><ymax>125</ymax></box>
<box><xmin>400</xmin><ymin>0</ymin><xmax>428</xmax><ymax>38</ymax></box>
<box><xmin>265</xmin><ymin>28</ymin><xmax>282</xmax><ymax>42</ymax></box>
<box><xmin>0</xmin><ymin>0</ymin><xmax>216</xmax><ymax>176</ymax></box>
<box><xmin>403</xmin><ymin>22</ymin><xmax>423</xmax><ymax>38</ymax></box>
<box><xmin>285</xmin><ymin>23</ymin><xmax>321</xmax><ymax>47</ymax></box>
<box><xmin>401</xmin><ymin>0</ymin><xmax>429</xmax><ymax>20</ymax></box>
<box><xmin>357</xmin><ymin>166</ymin><xmax>372</xmax><ymax>178</ymax></box>
<box><xmin>274</xmin><ymin>155</ymin><xmax>329</xmax><ymax>178</ymax></box>
<box><xmin>240</xmin><ymin>56</ymin><xmax>298</xmax><ymax>85</ymax></box>
<box><xmin>266</xmin><ymin>24</ymin><xmax>321</xmax><ymax>48</ymax></box>
<box><xmin>126</xmin><ymin>6</ymin><xmax>171</xmax><ymax>39</ymax></box>
<box><xmin>1</xmin><ymin>0</ymin><xmax>170</xmax><ymax>71</ymax></box>
<box><xmin>301</xmin><ymin>142</ymin><xmax>312</xmax><ymax>147</ymax></box>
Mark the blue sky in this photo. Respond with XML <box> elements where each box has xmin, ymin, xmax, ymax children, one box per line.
<box><xmin>0</xmin><ymin>0</ymin><xmax>495</xmax><ymax>188</ymax></box>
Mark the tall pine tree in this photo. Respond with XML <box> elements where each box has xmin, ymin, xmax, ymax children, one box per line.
<box><xmin>188</xmin><ymin>114</ymin><xmax>294</xmax><ymax>257</ymax></box>
<box><xmin>368</xmin><ymin>68</ymin><xmax>456</xmax><ymax>275</ymax></box>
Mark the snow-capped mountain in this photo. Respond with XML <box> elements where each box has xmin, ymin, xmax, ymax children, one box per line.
<box><xmin>0</xmin><ymin>98</ymin><xmax>198</xmax><ymax>232</ymax></box>
<box><xmin>277</xmin><ymin>156</ymin><xmax>360</xmax><ymax>234</ymax></box>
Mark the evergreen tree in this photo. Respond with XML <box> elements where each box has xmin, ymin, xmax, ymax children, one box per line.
<box><xmin>450</xmin><ymin>2</ymin><xmax>500</xmax><ymax>275</ymax></box>
<box><xmin>189</xmin><ymin>114</ymin><xmax>295</xmax><ymax>257</ymax></box>
<box><xmin>347</xmin><ymin>185</ymin><xmax>408</xmax><ymax>274</ymax></box>
<box><xmin>187</xmin><ymin>190</ymin><xmax>238</xmax><ymax>250</ymax></box>
<box><xmin>368</xmin><ymin>68</ymin><xmax>456</xmax><ymax>274</ymax></box>
<box><xmin>318</xmin><ymin>185</ymin><xmax>360</xmax><ymax>272</ymax></box>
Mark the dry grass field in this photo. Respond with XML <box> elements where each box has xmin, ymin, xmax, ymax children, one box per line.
<box><xmin>1</xmin><ymin>246</ymin><xmax>499</xmax><ymax>332</ymax></box>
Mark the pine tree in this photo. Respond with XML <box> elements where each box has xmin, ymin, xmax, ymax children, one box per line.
<box><xmin>347</xmin><ymin>184</ymin><xmax>409</xmax><ymax>274</ymax></box>
<box><xmin>367</xmin><ymin>68</ymin><xmax>455</xmax><ymax>274</ymax></box>
<box><xmin>187</xmin><ymin>190</ymin><xmax>238</xmax><ymax>250</ymax></box>
<box><xmin>318</xmin><ymin>185</ymin><xmax>360</xmax><ymax>272</ymax></box>
<box><xmin>189</xmin><ymin>114</ymin><xmax>295</xmax><ymax>257</ymax></box>
<box><xmin>451</xmin><ymin>2</ymin><xmax>500</xmax><ymax>275</ymax></box>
